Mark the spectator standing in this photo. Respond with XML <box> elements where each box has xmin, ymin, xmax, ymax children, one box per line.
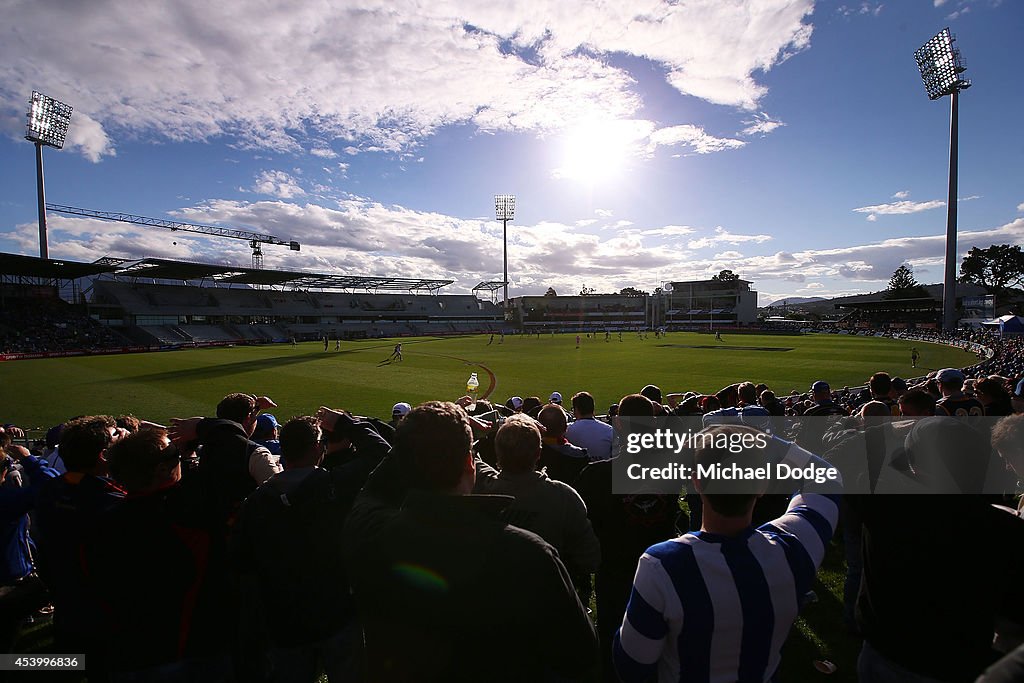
<box><xmin>170</xmin><ymin>393</ymin><xmax>282</xmax><ymax>526</ymax></box>
<box><xmin>0</xmin><ymin>444</ymin><xmax>57</xmax><ymax>651</ymax></box>
<box><xmin>851</xmin><ymin>417</ymin><xmax>1024</xmax><ymax>682</ymax></box>
<box><xmin>489</xmin><ymin>415</ymin><xmax>601</xmax><ymax>594</ymax></box>
<box><xmin>345</xmin><ymin>401</ymin><xmax>597</xmax><ymax>682</ymax></box>
<box><xmin>976</xmin><ymin>377</ymin><xmax>1014</xmax><ymax>416</ymax></box>
<box><xmin>33</xmin><ymin>415</ymin><xmax>127</xmax><ymax>666</ymax></box>
<box><xmin>252</xmin><ymin>413</ymin><xmax>282</xmax><ymax>456</ymax></box>
<box><xmin>614</xmin><ymin>426</ymin><xmax>842</xmax><ymax>683</ymax></box>
<box><xmin>388</xmin><ymin>402</ymin><xmax>411</xmax><ymax>431</ymax></box>
<box><xmin>89</xmin><ymin>429</ymin><xmax>235</xmax><ymax>681</ymax></box>
<box><xmin>934</xmin><ymin>368</ymin><xmax>985</xmax><ymax>417</ymax></box>
<box><xmin>566</xmin><ymin>391</ymin><xmax>614</xmax><ymax>460</ymax></box>
<box><xmin>575</xmin><ymin>393</ymin><xmax>680</xmax><ymax>681</ymax></box>
<box><xmin>538</xmin><ymin>404</ymin><xmax>590</xmax><ymax>485</ymax></box>
<box><xmin>797</xmin><ymin>380</ymin><xmax>847</xmax><ymax>454</ymax></box>
<box><xmin>232</xmin><ymin>413</ymin><xmax>381</xmax><ymax>683</ymax></box>
<box><xmin>868</xmin><ymin>372</ymin><xmax>900</xmax><ymax>416</ymax></box>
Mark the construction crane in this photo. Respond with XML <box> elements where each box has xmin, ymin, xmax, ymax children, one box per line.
<box><xmin>45</xmin><ymin>203</ymin><xmax>301</xmax><ymax>270</ymax></box>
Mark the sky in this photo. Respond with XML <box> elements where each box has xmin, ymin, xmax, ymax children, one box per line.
<box><xmin>1</xmin><ymin>0</ymin><xmax>1022</xmax><ymax>306</ymax></box>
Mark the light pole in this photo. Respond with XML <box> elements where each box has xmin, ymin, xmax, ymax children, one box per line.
<box><xmin>25</xmin><ymin>92</ymin><xmax>73</xmax><ymax>260</ymax></box>
<box><xmin>914</xmin><ymin>28</ymin><xmax>971</xmax><ymax>331</ymax></box>
<box><xmin>494</xmin><ymin>194</ymin><xmax>515</xmax><ymax>315</ymax></box>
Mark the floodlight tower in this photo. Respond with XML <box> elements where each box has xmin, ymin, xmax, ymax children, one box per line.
<box><xmin>494</xmin><ymin>194</ymin><xmax>515</xmax><ymax>313</ymax></box>
<box><xmin>24</xmin><ymin>92</ymin><xmax>73</xmax><ymax>260</ymax></box>
<box><xmin>914</xmin><ymin>28</ymin><xmax>971</xmax><ymax>331</ymax></box>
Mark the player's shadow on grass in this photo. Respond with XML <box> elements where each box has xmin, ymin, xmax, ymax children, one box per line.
<box><xmin>125</xmin><ymin>345</ymin><xmax>399</xmax><ymax>384</ymax></box>
<box><xmin>126</xmin><ymin>353</ymin><xmax>340</xmax><ymax>383</ymax></box>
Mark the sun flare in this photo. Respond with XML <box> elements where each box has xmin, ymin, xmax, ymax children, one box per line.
<box><xmin>556</xmin><ymin>119</ymin><xmax>642</xmax><ymax>184</ymax></box>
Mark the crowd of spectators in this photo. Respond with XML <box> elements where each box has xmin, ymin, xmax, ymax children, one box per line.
<box><xmin>0</xmin><ymin>326</ymin><xmax>1023</xmax><ymax>682</ymax></box>
<box><xmin>0</xmin><ymin>301</ymin><xmax>127</xmax><ymax>355</ymax></box>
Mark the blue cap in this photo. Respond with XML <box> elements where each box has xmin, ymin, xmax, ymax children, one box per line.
<box><xmin>255</xmin><ymin>413</ymin><xmax>279</xmax><ymax>434</ymax></box>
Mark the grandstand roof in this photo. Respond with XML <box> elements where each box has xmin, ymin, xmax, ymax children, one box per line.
<box><xmin>0</xmin><ymin>252</ymin><xmax>119</xmax><ymax>280</ymax></box>
<box><xmin>0</xmin><ymin>253</ymin><xmax>454</xmax><ymax>292</ymax></box>
<box><xmin>472</xmin><ymin>281</ymin><xmax>507</xmax><ymax>292</ymax></box>
<box><xmin>833</xmin><ymin>296</ymin><xmax>939</xmax><ymax>310</ymax></box>
<box><xmin>110</xmin><ymin>258</ymin><xmax>454</xmax><ymax>292</ymax></box>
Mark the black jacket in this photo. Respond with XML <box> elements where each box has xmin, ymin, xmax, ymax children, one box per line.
<box><xmin>851</xmin><ymin>495</ymin><xmax>1024</xmax><ymax>682</ymax></box>
<box><xmin>87</xmin><ymin>482</ymin><xmax>235</xmax><ymax>672</ymax></box>
<box><xmin>230</xmin><ymin>420</ymin><xmax>388</xmax><ymax>646</ymax></box>
<box><xmin>539</xmin><ymin>440</ymin><xmax>590</xmax><ymax>486</ymax></box>
<box><xmin>189</xmin><ymin>418</ymin><xmax>271</xmax><ymax>526</ymax></box>
<box><xmin>346</xmin><ymin>468</ymin><xmax>597</xmax><ymax>682</ymax></box>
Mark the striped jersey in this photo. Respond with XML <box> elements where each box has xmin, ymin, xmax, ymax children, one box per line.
<box><xmin>613</xmin><ymin>491</ymin><xmax>840</xmax><ymax>683</ymax></box>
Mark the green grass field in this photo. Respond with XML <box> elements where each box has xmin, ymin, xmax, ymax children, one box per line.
<box><xmin>3</xmin><ymin>331</ymin><xmax>971</xmax><ymax>432</ymax></box>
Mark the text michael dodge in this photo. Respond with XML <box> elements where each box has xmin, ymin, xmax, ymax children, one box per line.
<box><xmin>626</xmin><ymin>462</ymin><xmax>839</xmax><ymax>484</ymax></box>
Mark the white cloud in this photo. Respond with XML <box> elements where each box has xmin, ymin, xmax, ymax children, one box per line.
<box><xmin>0</xmin><ymin>197</ymin><xmax>718</xmax><ymax>295</ymax></box>
<box><xmin>0</xmin><ymin>1</ymin><xmax>814</xmax><ymax>158</ymax></box>
<box><xmin>852</xmin><ymin>199</ymin><xmax>945</xmax><ymax>216</ymax></box>
<box><xmin>739</xmin><ymin>113</ymin><xmax>785</xmax><ymax>137</ymax></box>
<box><xmin>866</xmin><ymin>214</ymin><xmax>878</xmax><ymax>222</ymax></box>
<box><xmin>640</xmin><ymin>225</ymin><xmax>696</xmax><ymax>238</ymax></box>
<box><xmin>64</xmin><ymin>112</ymin><xmax>115</xmax><ymax>162</ymax></box>
<box><xmin>252</xmin><ymin>170</ymin><xmax>306</xmax><ymax>199</ymax></box>
<box><xmin>837</xmin><ymin>3</ymin><xmax>884</xmax><ymax>18</ymax></box>
<box><xmin>10</xmin><ymin>201</ymin><xmax>1024</xmax><ymax>301</ymax></box>
<box><xmin>687</xmin><ymin>226</ymin><xmax>772</xmax><ymax>249</ymax></box>
<box><xmin>934</xmin><ymin>0</ymin><xmax>950</xmax><ymax>6</ymax></box>
<box><xmin>1018</xmin><ymin>202</ymin><xmax>1024</xmax><ymax>212</ymax></box>
<box><xmin>310</xmin><ymin>147</ymin><xmax>338</xmax><ymax>159</ymax></box>
<box><xmin>892</xmin><ymin>190</ymin><xmax>910</xmax><ymax>199</ymax></box>
<box><xmin>649</xmin><ymin>125</ymin><xmax>745</xmax><ymax>154</ymax></box>
<box><xmin>595</xmin><ymin>209</ymin><xmax>613</xmax><ymax>218</ymax></box>
<box><xmin>706</xmin><ymin>218</ymin><xmax>1024</xmax><ymax>288</ymax></box>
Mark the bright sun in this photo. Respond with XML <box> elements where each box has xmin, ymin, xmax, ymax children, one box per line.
<box><xmin>557</xmin><ymin>119</ymin><xmax>639</xmax><ymax>184</ymax></box>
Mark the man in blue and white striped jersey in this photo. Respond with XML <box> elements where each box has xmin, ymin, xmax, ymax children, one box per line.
<box><xmin>613</xmin><ymin>424</ymin><xmax>842</xmax><ymax>683</ymax></box>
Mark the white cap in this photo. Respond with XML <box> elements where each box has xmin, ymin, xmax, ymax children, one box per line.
<box><xmin>549</xmin><ymin>391</ymin><xmax>562</xmax><ymax>404</ymax></box>
<box><xmin>392</xmin><ymin>402</ymin><xmax>412</xmax><ymax>417</ymax></box>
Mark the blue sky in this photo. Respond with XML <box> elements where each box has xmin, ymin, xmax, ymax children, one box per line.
<box><xmin>1</xmin><ymin>0</ymin><xmax>1021</xmax><ymax>305</ymax></box>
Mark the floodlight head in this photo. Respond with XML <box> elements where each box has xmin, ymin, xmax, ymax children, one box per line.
<box><xmin>495</xmin><ymin>194</ymin><xmax>516</xmax><ymax>221</ymax></box>
<box><xmin>914</xmin><ymin>28</ymin><xmax>971</xmax><ymax>100</ymax></box>
<box><xmin>25</xmin><ymin>91</ymin><xmax>73</xmax><ymax>149</ymax></box>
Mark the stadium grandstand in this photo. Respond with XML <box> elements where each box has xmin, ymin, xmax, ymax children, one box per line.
<box><xmin>0</xmin><ymin>252</ymin><xmax>504</xmax><ymax>355</ymax></box>
<box><xmin>511</xmin><ymin>293</ymin><xmax>651</xmax><ymax>331</ymax></box>
<box><xmin>829</xmin><ymin>283</ymin><xmax>991</xmax><ymax>330</ymax></box>
<box><xmin>658</xmin><ymin>278</ymin><xmax>758</xmax><ymax>329</ymax></box>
